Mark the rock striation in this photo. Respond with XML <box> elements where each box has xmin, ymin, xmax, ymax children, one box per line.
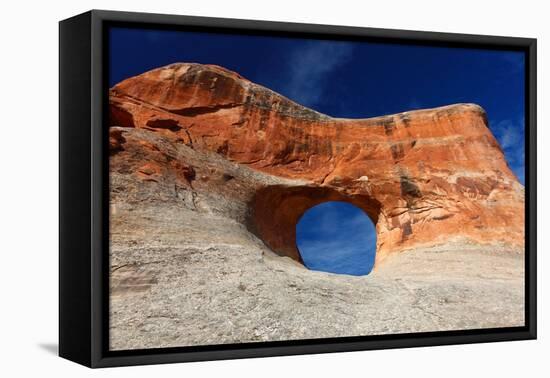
<box><xmin>110</xmin><ymin>63</ymin><xmax>524</xmax><ymax>266</ymax></box>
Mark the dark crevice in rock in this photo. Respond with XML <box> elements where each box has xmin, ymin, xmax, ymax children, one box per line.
<box><xmin>110</xmin><ymin>104</ymin><xmax>136</xmax><ymax>129</ymax></box>
<box><xmin>169</xmin><ymin>103</ymin><xmax>241</xmax><ymax>117</ymax></box>
<box><xmin>401</xmin><ymin>221</ymin><xmax>413</xmax><ymax>241</ymax></box>
<box><xmin>146</xmin><ymin>118</ymin><xmax>182</xmax><ymax>131</ymax></box>
<box><xmin>400</xmin><ymin>174</ymin><xmax>422</xmax><ymax>199</ymax></box>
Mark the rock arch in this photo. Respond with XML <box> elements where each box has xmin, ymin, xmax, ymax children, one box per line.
<box><xmin>109</xmin><ymin>63</ymin><xmax>525</xmax><ymax>267</ymax></box>
<box><xmin>248</xmin><ymin>185</ymin><xmax>381</xmax><ymax>264</ymax></box>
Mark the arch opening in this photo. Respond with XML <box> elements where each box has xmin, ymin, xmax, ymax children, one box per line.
<box><xmin>296</xmin><ymin>201</ymin><xmax>377</xmax><ymax>276</ymax></box>
<box><xmin>247</xmin><ymin>185</ymin><xmax>381</xmax><ymax>272</ymax></box>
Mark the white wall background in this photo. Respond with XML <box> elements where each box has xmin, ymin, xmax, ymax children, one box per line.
<box><xmin>0</xmin><ymin>0</ymin><xmax>546</xmax><ymax>376</ymax></box>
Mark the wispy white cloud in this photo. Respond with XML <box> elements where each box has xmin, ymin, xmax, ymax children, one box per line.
<box><xmin>283</xmin><ymin>41</ymin><xmax>354</xmax><ymax>107</ymax></box>
<box><xmin>491</xmin><ymin>118</ymin><xmax>525</xmax><ymax>184</ymax></box>
<box><xmin>296</xmin><ymin>201</ymin><xmax>376</xmax><ymax>275</ymax></box>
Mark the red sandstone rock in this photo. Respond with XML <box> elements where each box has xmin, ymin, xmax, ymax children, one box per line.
<box><xmin>109</xmin><ymin>63</ymin><xmax>525</xmax><ymax>266</ymax></box>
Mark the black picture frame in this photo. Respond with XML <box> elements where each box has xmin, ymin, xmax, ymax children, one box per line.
<box><xmin>59</xmin><ymin>9</ymin><xmax>537</xmax><ymax>368</ymax></box>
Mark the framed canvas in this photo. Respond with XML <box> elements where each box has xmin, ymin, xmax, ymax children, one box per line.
<box><xmin>59</xmin><ymin>10</ymin><xmax>537</xmax><ymax>368</ymax></box>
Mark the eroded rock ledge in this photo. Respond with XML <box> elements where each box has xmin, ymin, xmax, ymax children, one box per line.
<box><xmin>109</xmin><ymin>63</ymin><xmax>524</xmax><ymax>266</ymax></box>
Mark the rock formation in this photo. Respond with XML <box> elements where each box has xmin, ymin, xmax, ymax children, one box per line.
<box><xmin>108</xmin><ymin>63</ymin><xmax>525</xmax><ymax>350</ymax></box>
<box><xmin>109</xmin><ymin>63</ymin><xmax>524</xmax><ymax>266</ymax></box>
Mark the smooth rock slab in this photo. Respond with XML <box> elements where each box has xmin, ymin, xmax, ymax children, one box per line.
<box><xmin>109</xmin><ymin>205</ymin><xmax>523</xmax><ymax>350</ymax></box>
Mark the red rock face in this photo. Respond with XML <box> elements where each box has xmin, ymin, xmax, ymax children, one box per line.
<box><xmin>109</xmin><ymin>63</ymin><xmax>524</xmax><ymax>266</ymax></box>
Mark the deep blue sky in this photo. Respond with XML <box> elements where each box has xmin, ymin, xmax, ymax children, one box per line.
<box><xmin>110</xmin><ymin>27</ymin><xmax>525</xmax><ymax>275</ymax></box>
<box><xmin>296</xmin><ymin>202</ymin><xmax>376</xmax><ymax>276</ymax></box>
